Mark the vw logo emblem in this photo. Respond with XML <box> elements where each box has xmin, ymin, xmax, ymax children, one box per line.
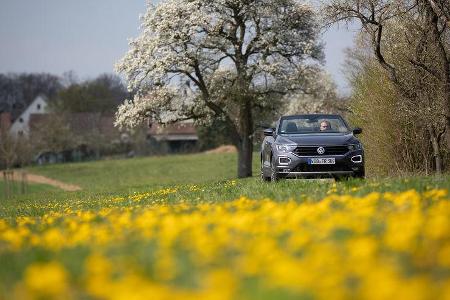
<box><xmin>317</xmin><ymin>147</ymin><xmax>325</xmax><ymax>155</ymax></box>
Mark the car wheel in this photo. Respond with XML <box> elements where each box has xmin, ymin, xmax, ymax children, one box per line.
<box><xmin>334</xmin><ymin>175</ymin><xmax>348</xmax><ymax>182</ymax></box>
<box><xmin>270</xmin><ymin>156</ymin><xmax>279</xmax><ymax>182</ymax></box>
<box><xmin>353</xmin><ymin>169</ymin><xmax>365</xmax><ymax>179</ymax></box>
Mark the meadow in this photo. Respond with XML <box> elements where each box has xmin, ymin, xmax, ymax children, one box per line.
<box><xmin>1</xmin><ymin>153</ymin><xmax>450</xmax><ymax>299</ymax></box>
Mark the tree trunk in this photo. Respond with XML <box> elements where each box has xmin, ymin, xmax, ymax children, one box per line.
<box><xmin>237</xmin><ymin>136</ymin><xmax>253</xmax><ymax>178</ymax></box>
<box><xmin>442</xmin><ymin>80</ymin><xmax>450</xmax><ymax>149</ymax></box>
<box><xmin>438</xmin><ymin>34</ymin><xmax>450</xmax><ymax>150</ymax></box>
<box><xmin>425</xmin><ymin>0</ymin><xmax>450</xmax><ymax>149</ymax></box>
<box><xmin>237</xmin><ymin>100</ymin><xmax>253</xmax><ymax>178</ymax></box>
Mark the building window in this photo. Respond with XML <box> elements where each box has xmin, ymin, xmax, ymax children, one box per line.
<box><xmin>19</xmin><ymin>118</ymin><xmax>24</xmax><ymax>123</ymax></box>
<box><xmin>37</xmin><ymin>104</ymin><xmax>41</xmax><ymax>110</ymax></box>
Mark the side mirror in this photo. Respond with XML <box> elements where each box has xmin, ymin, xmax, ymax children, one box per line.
<box><xmin>353</xmin><ymin>127</ymin><xmax>362</xmax><ymax>135</ymax></box>
<box><xmin>263</xmin><ymin>128</ymin><xmax>274</xmax><ymax>136</ymax></box>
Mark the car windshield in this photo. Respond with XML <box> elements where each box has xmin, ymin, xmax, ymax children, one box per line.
<box><xmin>279</xmin><ymin>115</ymin><xmax>350</xmax><ymax>134</ymax></box>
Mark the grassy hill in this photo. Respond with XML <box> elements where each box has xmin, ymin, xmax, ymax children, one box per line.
<box><xmin>27</xmin><ymin>152</ymin><xmax>256</xmax><ymax>193</ymax></box>
<box><xmin>0</xmin><ymin>152</ymin><xmax>448</xmax><ymax>205</ymax></box>
<box><xmin>0</xmin><ymin>152</ymin><xmax>257</xmax><ymax>203</ymax></box>
<box><xmin>1</xmin><ymin>151</ymin><xmax>448</xmax><ymax>214</ymax></box>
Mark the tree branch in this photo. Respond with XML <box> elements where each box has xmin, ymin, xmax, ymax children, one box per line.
<box><xmin>409</xmin><ymin>59</ymin><xmax>442</xmax><ymax>80</ymax></box>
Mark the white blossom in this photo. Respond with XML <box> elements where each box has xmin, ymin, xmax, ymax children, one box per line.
<box><xmin>115</xmin><ymin>0</ymin><xmax>323</xmax><ymax>129</ymax></box>
<box><xmin>285</xmin><ymin>71</ymin><xmax>338</xmax><ymax>115</ymax></box>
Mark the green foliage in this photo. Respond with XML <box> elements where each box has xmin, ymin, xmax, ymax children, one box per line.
<box><xmin>50</xmin><ymin>74</ymin><xmax>127</xmax><ymax>114</ymax></box>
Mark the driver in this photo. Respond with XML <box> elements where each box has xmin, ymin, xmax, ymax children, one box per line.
<box><xmin>319</xmin><ymin>120</ymin><xmax>331</xmax><ymax>131</ymax></box>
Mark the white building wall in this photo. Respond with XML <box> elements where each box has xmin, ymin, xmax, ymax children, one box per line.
<box><xmin>9</xmin><ymin>95</ymin><xmax>48</xmax><ymax>136</ymax></box>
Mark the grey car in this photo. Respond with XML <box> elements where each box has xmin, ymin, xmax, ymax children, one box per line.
<box><xmin>260</xmin><ymin>114</ymin><xmax>365</xmax><ymax>181</ymax></box>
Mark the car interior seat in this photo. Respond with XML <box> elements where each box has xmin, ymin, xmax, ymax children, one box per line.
<box><xmin>286</xmin><ymin>122</ymin><xmax>298</xmax><ymax>133</ymax></box>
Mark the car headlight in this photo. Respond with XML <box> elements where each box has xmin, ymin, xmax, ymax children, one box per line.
<box><xmin>348</xmin><ymin>144</ymin><xmax>362</xmax><ymax>151</ymax></box>
<box><xmin>276</xmin><ymin>144</ymin><xmax>296</xmax><ymax>153</ymax></box>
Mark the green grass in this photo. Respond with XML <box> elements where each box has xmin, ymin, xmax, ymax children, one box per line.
<box><xmin>0</xmin><ymin>153</ymin><xmax>256</xmax><ymax>216</ymax></box>
<box><xmin>0</xmin><ymin>180</ymin><xmax>59</xmax><ymax>200</ymax></box>
<box><xmin>27</xmin><ymin>152</ymin><xmax>255</xmax><ymax>193</ymax></box>
<box><xmin>0</xmin><ymin>152</ymin><xmax>448</xmax><ymax>218</ymax></box>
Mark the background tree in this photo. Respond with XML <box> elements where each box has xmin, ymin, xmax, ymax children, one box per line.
<box><xmin>115</xmin><ymin>0</ymin><xmax>323</xmax><ymax>178</ymax></box>
<box><xmin>30</xmin><ymin>114</ymin><xmax>77</xmax><ymax>155</ymax></box>
<box><xmin>344</xmin><ymin>31</ymin><xmax>449</xmax><ymax>175</ymax></box>
<box><xmin>0</xmin><ymin>73</ymin><xmax>61</xmax><ymax>117</ymax></box>
<box><xmin>323</xmin><ymin>0</ymin><xmax>450</xmax><ymax>173</ymax></box>
<box><xmin>284</xmin><ymin>71</ymin><xmax>348</xmax><ymax>116</ymax></box>
<box><xmin>45</xmin><ymin>74</ymin><xmax>128</xmax><ymax>160</ymax></box>
<box><xmin>51</xmin><ymin>74</ymin><xmax>128</xmax><ymax>114</ymax></box>
<box><xmin>344</xmin><ymin>38</ymin><xmax>402</xmax><ymax>175</ymax></box>
<box><xmin>0</xmin><ymin>129</ymin><xmax>18</xmax><ymax>169</ymax></box>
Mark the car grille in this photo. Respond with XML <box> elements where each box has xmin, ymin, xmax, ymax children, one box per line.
<box><xmin>293</xmin><ymin>146</ymin><xmax>348</xmax><ymax>156</ymax></box>
<box><xmin>292</xmin><ymin>163</ymin><xmax>349</xmax><ymax>172</ymax></box>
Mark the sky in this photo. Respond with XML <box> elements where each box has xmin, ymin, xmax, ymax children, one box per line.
<box><xmin>0</xmin><ymin>0</ymin><xmax>358</xmax><ymax>94</ymax></box>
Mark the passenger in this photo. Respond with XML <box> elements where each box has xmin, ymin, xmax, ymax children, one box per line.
<box><xmin>319</xmin><ymin>120</ymin><xmax>331</xmax><ymax>131</ymax></box>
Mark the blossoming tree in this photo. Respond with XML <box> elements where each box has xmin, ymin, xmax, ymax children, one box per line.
<box><xmin>116</xmin><ymin>0</ymin><xmax>323</xmax><ymax>178</ymax></box>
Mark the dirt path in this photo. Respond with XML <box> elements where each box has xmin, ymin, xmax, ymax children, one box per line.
<box><xmin>205</xmin><ymin>145</ymin><xmax>237</xmax><ymax>154</ymax></box>
<box><xmin>1</xmin><ymin>171</ymin><xmax>82</xmax><ymax>192</ymax></box>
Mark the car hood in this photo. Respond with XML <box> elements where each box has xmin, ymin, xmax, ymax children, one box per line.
<box><xmin>276</xmin><ymin>133</ymin><xmax>358</xmax><ymax>145</ymax></box>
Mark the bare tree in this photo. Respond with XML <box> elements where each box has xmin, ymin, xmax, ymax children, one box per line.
<box><xmin>30</xmin><ymin>114</ymin><xmax>77</xmax><ymax>155</ymax></box>
<box><xmin>323</xmin><ymin>0</ymin><xmax>450</xmax><ymax>172</ymax></box>
<box><xmin>323</xmin><ymin>0</ymin><xmax>450</xmax><ymax>152</ymax></box>
<box><xmin>344</xmin><ymin>35</ymin><xmax>444</xmax><ymax>175</ymax></box>
<box><xmin>0</xmin><ymin>129</ymin><xmax>18</xmax><ymax>169</ymax></box>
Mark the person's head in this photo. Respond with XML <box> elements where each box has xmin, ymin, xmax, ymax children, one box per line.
<box><xmin>319</xmin><ymin>120</ymin><xmax>331</xmax><ymax>131</ymax></box>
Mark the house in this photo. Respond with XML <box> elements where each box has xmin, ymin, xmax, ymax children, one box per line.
<box><xmin>9</xmin><ymin>95</ymin><xmax>48</xmax><ymax>137</ymax></box>
<box><xmin>147</xmin><ymin>121</ymin><xmax>199</xmax><ymax>153</ymax></box>
<box><xmin>2</xmin><ymin>92</ymin><xmax>200</xmax><ymax>163</ymax></box>
<box><xmin>29</xmin><ymin>112</ymin><xmax>118</xmax><ymax>137</ymax></box>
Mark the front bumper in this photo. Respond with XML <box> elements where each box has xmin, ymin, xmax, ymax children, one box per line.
<box><xmin>274</xmin><ymin>150</ymin><xmax>364</xmax><ymax>178</ymax></box>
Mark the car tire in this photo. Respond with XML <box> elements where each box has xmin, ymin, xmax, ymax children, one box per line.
<box><xmin>353</xmin><ymin>169</ymin><xmax>365</xmax><ymax>179</ymax></box>
<box><xmin>270</xmin><ymin>156</ymin><xmax>279</xmax><ymax>182</ymax></box>
<box><xmin>334</xmin><ymin>175</ymin><xmax>348</xmax><ymax>182</ymax></box>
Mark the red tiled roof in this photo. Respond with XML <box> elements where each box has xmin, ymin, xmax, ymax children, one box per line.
<box><xmin>29</xmin><ymin>113</ymin><xmax>119</xmax><ymax>136</ymax></box>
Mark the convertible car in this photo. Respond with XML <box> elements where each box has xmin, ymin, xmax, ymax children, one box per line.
<box><xmin>260</xmin><ymin>114</ymin><xmax>365</xmax><ymax>181</ymax></box>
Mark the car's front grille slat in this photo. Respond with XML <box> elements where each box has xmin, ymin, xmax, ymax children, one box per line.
<box><xmin>292</xmin><ymin>163</ymin><xmax>350</xmax><ymax>172</ymax></box>
<box><xmin>293</xmin><ymin>146</ymin><xmax>348</xmax><ymax>156</ymax></box>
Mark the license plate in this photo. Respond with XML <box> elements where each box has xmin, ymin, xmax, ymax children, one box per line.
<box><xmin>308</xmin><ymin>158</ymin><xmax>336</xmax><ymax>164</ymax></box>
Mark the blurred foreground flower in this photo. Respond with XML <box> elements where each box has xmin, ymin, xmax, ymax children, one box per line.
<box><xmin>24</xmin><ymin>261</ymin><xmax>69</xmax><ymax>298</ymax></box>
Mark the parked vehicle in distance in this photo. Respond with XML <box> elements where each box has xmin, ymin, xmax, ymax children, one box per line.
<box><xmin>260</xmin><ymin>114</ymin><xmax>365</xmax><ymax>181</ymax></box>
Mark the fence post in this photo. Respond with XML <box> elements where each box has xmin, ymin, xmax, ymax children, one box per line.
<box><xmin>3</xmin><ymin>170</ymin><xmax>14</xmax><ymax>199</ymax></box>
<box><xmin>20</xmin><ymin>171</ymin><xmax>27</xmax><ymax>194</ymax></box>
<box><xmin>2</xmin><ymin>171</ymin><xmax>6</xmax><ymax>199</ymax></box>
